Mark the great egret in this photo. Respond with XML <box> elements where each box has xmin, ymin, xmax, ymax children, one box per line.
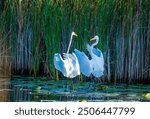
<box><xmin>54</xmin><ymin>32</ymin><xmax>80</xmax><ymax>78</ymax></box>
<box><xmin>74</xmin><ymin>35</ymin><xmax>104</xmax><ymax>77</ymax></box>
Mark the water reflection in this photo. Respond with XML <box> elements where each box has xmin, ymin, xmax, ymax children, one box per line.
<box><xmin>11</xmin><ymin>86</ymin><xmax>32</xmax><ymax>101</ymax></box>
<box><xmin>0</xmin><ymin>77</ymin><xmax>150</xmax><ymax>102</ymax></box>
<box><xmin>0</xmin><ymin>78</ymin><xmax>10</xmax><ymax>101</ymax></box>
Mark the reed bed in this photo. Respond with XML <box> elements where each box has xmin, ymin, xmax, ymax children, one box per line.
<box><xmin>0</xmin><ymin>0</ymin><xmax>150</xmax><ymax>83</ymax></box>
<box><xmin>0</xmin><ymin>5</ymin><xmax>12</xmax><ymax>77</ymax></box>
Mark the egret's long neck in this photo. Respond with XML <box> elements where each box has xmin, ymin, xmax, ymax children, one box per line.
<box><xmin>90</xmin><ymin>37</ymin><xmax>99</xmax><ymax>58</ymax></box>
<box><xmin>67</xmin><ymin>34</ymin><xmax>73</xmax><ymax>54</ymax></box>
<box><xmin>91</xmin><ymin>37</ymin><xmax>99</xmax><ymax>48</ymax></box>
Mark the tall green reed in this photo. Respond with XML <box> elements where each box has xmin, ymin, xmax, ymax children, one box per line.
<box><xmin>0</xmin><ymin>0</ymin><xmax>150</xmax><ymax>83</ymax></box>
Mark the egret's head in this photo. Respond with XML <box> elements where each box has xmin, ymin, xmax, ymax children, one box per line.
<box><xmin>90</xmin><ymin>35</ymin><xmax>99</xmax><ymax>41</ymax></box>
<box><xmin>72</xmin><ymin>32</ymin><xmax>78</xmax><ymax>37</ymax></box>
<box><xmin>90</xmin><ymin>35</ymin><xmax>99</xmax><ymax>46</ymax></box>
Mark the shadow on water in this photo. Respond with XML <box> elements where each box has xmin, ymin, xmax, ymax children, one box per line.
<box><xmin>0</xmin><ymin>77</ymin><xmax>150</xmax><ymax>102</ymax></box>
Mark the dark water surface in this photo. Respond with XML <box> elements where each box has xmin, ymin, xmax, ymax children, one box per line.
<box><xmin>0</xmin><ymin>77</ymin><xmax>150</xmax><ymax>102</ymax></box>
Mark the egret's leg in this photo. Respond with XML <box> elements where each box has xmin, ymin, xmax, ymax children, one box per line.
<box><xmin>65</xmin><ymin>77</ymin><xmax>70</xmax><ymax>92</ymax></box>
<box><xmin>88</xmin><ymin>76</ymin><xmax>96</xmax><ymax>91</ymax></box>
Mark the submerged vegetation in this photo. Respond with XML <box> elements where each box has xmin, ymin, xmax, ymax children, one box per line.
<box><xmin>0</xmin><ymin>0</ymin><xmax>150</xmax><ymax>83</ymax></box>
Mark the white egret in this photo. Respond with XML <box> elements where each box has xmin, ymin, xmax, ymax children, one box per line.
<box><xmin>54</xmin><ymin>32</ymin><xmax>80</xmax><ymax>78</ymax></box>
<box><xmin>74</xmin><ymin>35</ymin><xmax>104</xmax><ymax>77</ymax></box>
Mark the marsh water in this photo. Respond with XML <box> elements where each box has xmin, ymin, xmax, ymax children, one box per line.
<box><xmin>0</xmin><ymin>77</ymin><xmax>150</xmax><ymax>102</ymax></box>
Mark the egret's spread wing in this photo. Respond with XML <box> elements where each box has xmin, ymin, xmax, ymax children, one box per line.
<box><xmin>69</xmin><ymin>54</ymin><xmax>77</xmax><ymax>66</ymax></box>
<box><xmin>69</xmin><ymin>53</ymin><xmax>80</xmax><ymax>78</ymax></box>
<box><xmin>93</xmin><ymin>47</ymin><xmax>101</xmax><ymax>57</ymax></box>
<box><xmin>54</xmin><ymin>53</ymin><xmax>65</xmax><ymax>73</ymax></box>
<box><xmin>96</xmin><ymin>48</ymin><xmax>104</xmax><ymax>64</ymax></box>
<box><xmin>62</xmin><ymin>53</ymin><xmax>76</xmax><ymax>66</ymax></box>
<box><xmin>91</xmin><ymin>58</ymin><xmax>104</xmax><ymax>78</ymax></box>
<box><xmin>55</xmin><ymin>53</ymin><xmax>80</xmax><ymax>78</ymax></box>
<box><xmin>92</xmin><ymin>70</ymin><xmax>104</xmax><ymax>78</ymax></box>
<box><xmin>74</xmin><ymin>49</ymin><xmax>92</xmax><ymax>77</ymax></box>
<box><xmin>91</xmin><ymin>48</ymin><xmax>104</xmax><ymax>78</ymax></box>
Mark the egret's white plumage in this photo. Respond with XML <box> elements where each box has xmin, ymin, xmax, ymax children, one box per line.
<box><xmin>74</xmin><ymin>49</ymin><xmax>92</xmax><ymax>77</ymax></box>
<box><xmin>54</xmin><ymin>32</ymin><xmax>80</xmax><ymax>78</ymax></box>
<box><xmin>74</xmin><ymin>35</ymin><xmax>104</xmax><ymax>77</ymax></box>
<box><xmin>54</xmin><ymin>53</ymin><xmax>80</xmax><ymax>78</ymax></box>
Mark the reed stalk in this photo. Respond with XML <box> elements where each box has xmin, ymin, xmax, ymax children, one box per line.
<box><xmin>0</xmin><ymin>0</ymin><xmax>149</xmax><ymax>83</ymax></box>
